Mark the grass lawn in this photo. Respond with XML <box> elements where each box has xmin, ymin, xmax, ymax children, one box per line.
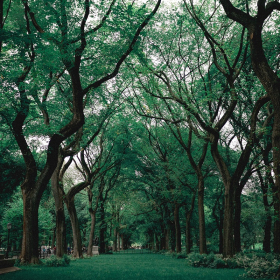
<box><xmin>1</xmin><ymin>253</ymin><xmax>263</xmax><ymax>280</ymax></box>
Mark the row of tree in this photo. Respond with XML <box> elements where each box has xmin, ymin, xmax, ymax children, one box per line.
<box><xmin>0</xmin><ymin>0</ymin><xmax>280</xmax><ymax>263</ymax></box>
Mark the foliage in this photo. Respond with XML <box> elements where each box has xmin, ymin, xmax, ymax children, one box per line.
<box><xmin>187</xmin><ymin>252</ymin><xmax>280</xmax><ymax>278</ymax></box>
<box><xmin>43</xmin><ymin>254</ymin><xmax>71</xmax><ymax>267</ymax></box>
<box><xmin>243</xmin><ymin>255</ymin><xmax>280</xmax><ymax>279</ymax></box>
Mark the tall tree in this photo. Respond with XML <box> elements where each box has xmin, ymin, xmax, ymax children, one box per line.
<box><xmin>0</xmin><ymin>0</ymin><xmax>162</xmax><ymax>263</ymax></box>
<box><xmin>218</xmin><ymin>0</ymin><xmax>280</xmax><ymax>253</ymax></box>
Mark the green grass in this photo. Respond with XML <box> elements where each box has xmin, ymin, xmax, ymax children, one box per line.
<box><xmin>1</xmin><ymin>253</ymin><xmax>264</xmax><ymax>280</ymax></box>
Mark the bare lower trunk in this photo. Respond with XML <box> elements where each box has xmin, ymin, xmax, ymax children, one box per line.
<box><xmin>113</xmin><ymin>227</ymin><xmax>117</xmax><ymax>252</ymax></box>
<box><xmin>223</xmin><ymin>183</ymin><xmax>234</xmax><ymax>257</ymax></box>
<box><xmin>117</xmin><ymin>231</ymin><xmax>120</xmax><ymax>251</ymax></box>
<box><xmin>51</xmin><ymin>155</ymin><xmax>67</xmax><ymax>257</ymax></box>
<box><xmin>263</xmin><ymin>214</ymin><xmax>271</xmax><ymax>253</ymax></box>
<box><xmin>198</xmin><ymin>177</ymin><xmax>207</xmax><ymax>254</ymax></box>
<box><xmin>20</xmin><ymin>192</ymin><xmax>40</xmax><ymax>264</ymax></box>
<box><xmin>219</xmin><ymin>209</ymin><xmax>223</xmax><ymax>254</ymax></box>
<box><xmin>66</xmin><ymin>197</ymin><xmax>83</xmax><ymax>258</ymax></box>
<box><xmin>87</xmin><ymin>211</ymin><xmax>96</xmax><ymax>256</ymax></box>
<box><xmin>165</xmin><ymin>228</ymin><xmax>169</xmax><ymax>251</ymax></box>
<box><xmin>185</xmin><ymin>219</ymin><xmax>191</xmax><ymax>254</ymax></box>
<box><xmin>186</xmin><ymin>194</ymin><xmax>195</xmax><ymax>254</ymax></box>
<box><xmin>273</xmin><ymin>201</ymin><xmax>280</xmax><ymax>253</ymax></box>
<box><xmin>121</xmin><ymin>234</ymin><xmax>124</xmax><ymax>250</ymax></box>
<box><xmin>234</xmin><ymin>192</ymin><xmax>242</xmax><ymax>254</ymax></box>
<box><xmin>174</xmin><ymin>204</ymin><xmax>181</xmax><ymax>253</ymax></box>
<box><xmin>99</xmin><ymin>202</ymin><xmax>106</xmax><ymax>254</ymax></box>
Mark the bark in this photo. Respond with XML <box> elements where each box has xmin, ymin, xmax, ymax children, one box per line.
<box><xmin>263</xmin><ymin>215</ymin><xmax>272</xmax><ymax>253</ymax></box>
<box><xmin>197</xmin><ymin>176</ymin><xmax>207</xmax><ymax>254</ymax></box>
<box><xmin>65</xmin><ymin>196</ymin><xmax>83</xmax><ymax>258</ymax></box>
<box><xmin>164</xmin><ymin>228</ymin><xmax>169</xmax><ymax>251</ymax></box>
<box><xmin>0</xmin><ymin>0</ymin><xmax>3</xmax><ymax>53</ymax></box>
<box><xmin>117</xmin><ymin>231</ymin><xmax>120</xmax><ymax>251</ymax></box>
<box><xmin>51</xmin><ymin>228</ymin><xmax>55</xmax><ymax>249</ymax></box>
<box><xmin>86</xmin><ymin>188</ymin><xmax>97</xmax><ymax>256</ymax></box>
<box><xmin>273</xmin><ymin>202</ymin><xmax>280</xmax><ymax>253</ymax></box>
<box><xmin>121</xmin><ymin>234</ymin><xmax>124</xmax><ymax>250</ymax></box>
<box><xmin>174</xmin><ymin>203</ymin><xmax>181</xmax><ymax>253</ymax></box>
<box><xmin>170</xmin><ymin>221</ymin><xmax>176</xmax><ymax>252</ymax></box>
<box><xmin>20</xmin><ymin>192</ymin><xmax>40</xmax><ymax>264</ymax></box>
<box><xmin>234</xmin><ymin>191</ymin><xmax>241</xmax><ymax>254</ymax></box>
<box><xmin>99</xmin><ymin>200</ymin><xmax>106</xmax><ymax>254</ymax></box>
<box><xmin>185</xmin><ymin>193</ymin><xmax>196</xmax><ymax>254</ymax></box>
<box><xmin>51</xmin><ymin>154</ymin><xmax>67</xmax><ymax>257</ymax></box>
<box><xmin>113</xmin><ymin>227</ymin><xmax>117</xmax><ymax>252</ymax></box>
<box><xmin>218</xmin><ymin>210</ymin><xmax>224</xmax><ymax>254</ymax></box>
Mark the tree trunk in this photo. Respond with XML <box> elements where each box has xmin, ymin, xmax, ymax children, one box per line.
<box><xmin>273</xmin><ymin>201</ymin><xmax>280</xmax><ymax>253</ymax></box>
<box><xmin>165</xmin><ymin>228</ymin><xmax>169</xmax><ymax>251</ymax></box>
<box><xmin>87</xmin><ymin>210</ymin><xmax>96</xmax><ymax>256</ymax></box>
<box><xmin>20</xmin><ymin>192</ymin><xmax>40</xmax><ymax>264</ymax></box>
<box><xmin>219</xmin><ymin>208</ymin><xmax>224</xmax><ymax>254</ymax></box>
<box><xmin>113</xmin><ymin>227</ymin><xmax>117</xmax><ymax>252</ymax></box>
<box><xmin>174</xmin><ymin>203</ymin><xmax>181</xmax><ymax>253</ymax></box>
<box><xmin>121</xmin><ymin>234</ymin><xmax>124</xmax><ymax>250</ymax></box>
<box><xmin>99</xmin><ymin>201</ymin><xmax>106</xmax><ymax>254</ymax></box>
<box><xmin>117</xmin><ymin>231</ymin><xmax>120</xmax><ymax>251</ymax></box>
<box><xmin>197</xmin><ymin>176</ymin><xmax>207</xmax><ymax>254</ymax></box>
<box><xmin>263</xmin><ymin>214</ymin><xmax>271</xmax><ymax>253</ymax></box>
<box><xmin>170</xmin><ymin>220</ymin><xmax>176</xmax><ymax>252</ymax></box>
<box><xmin>51</xmin><ymin>154</ymin><xmax>67</xmax><ymax>257</ymax></box>
<box><xmin>223</xmin><ymin>182</ymin><xmax>234</xmax><ymax>257</ymax></box>
<box><xmin>65</xmin><ymin>197</ymin><xmax>83</xmax><ymax>258</ymax></box>
<box><xmin>186</xmin><ymin>193</ymin><xmax>195</xmax><ymax>254</ymax></box>
<box><xmin>234</xmin><ymin>191</ymin><xmax>242</xmax><ymax>254</ymax></box>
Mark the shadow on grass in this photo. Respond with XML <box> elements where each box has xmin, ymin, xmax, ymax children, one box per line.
<box><xmin>0</xmin><ymin>254</ymin><xmax>264</xmax><ymax>280</ymax></box>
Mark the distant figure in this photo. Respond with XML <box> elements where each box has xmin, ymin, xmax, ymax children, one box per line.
<box><xmin>54</xmin><ymin>246</ymin><xmax>56</xmax><ymax>255</ymax></box>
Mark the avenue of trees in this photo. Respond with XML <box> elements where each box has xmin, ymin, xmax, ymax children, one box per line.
<box><xmin>1</xmin><ymin>0</ymin><xmax>280</xmax><ymax>265</ymax></box>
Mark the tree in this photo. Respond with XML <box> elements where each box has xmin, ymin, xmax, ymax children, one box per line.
<box><xmin>0</xmin><ymin>0</ymin><xmax>162</xmax><ymax>263</ymax></box>
<box><xmin>218</xmin><ymin>0</ymin><xmax>280</xmax><ymax>253</ymax></box>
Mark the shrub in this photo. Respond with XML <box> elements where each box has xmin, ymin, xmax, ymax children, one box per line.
<box><xmin>187</xmin><ymin>253</ymin><xmax>208</xmax><ymax>267</ymax></box>
<box><xmin>244</xmin><ymin>257</ymin><xmax>280</xmax><ymax>279</ymax></box>
<box><xmin>188</xmin><ymin>253</ymin><xmax>242</xmax><ymax>269</ymax></box>
<box><xmin>187</xmin><ymin>251</ymin><xmax>280</xmax><ymax>278</ymax></box>
<box><xmin>44</xmin><ymin>254</ymin><xmax>71</xmax><ymax>267</ymax></box>
<box><xmin>175</xmin><ymin>253</ymin><xmax>187</xmax><ymax>259</ymax></box>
